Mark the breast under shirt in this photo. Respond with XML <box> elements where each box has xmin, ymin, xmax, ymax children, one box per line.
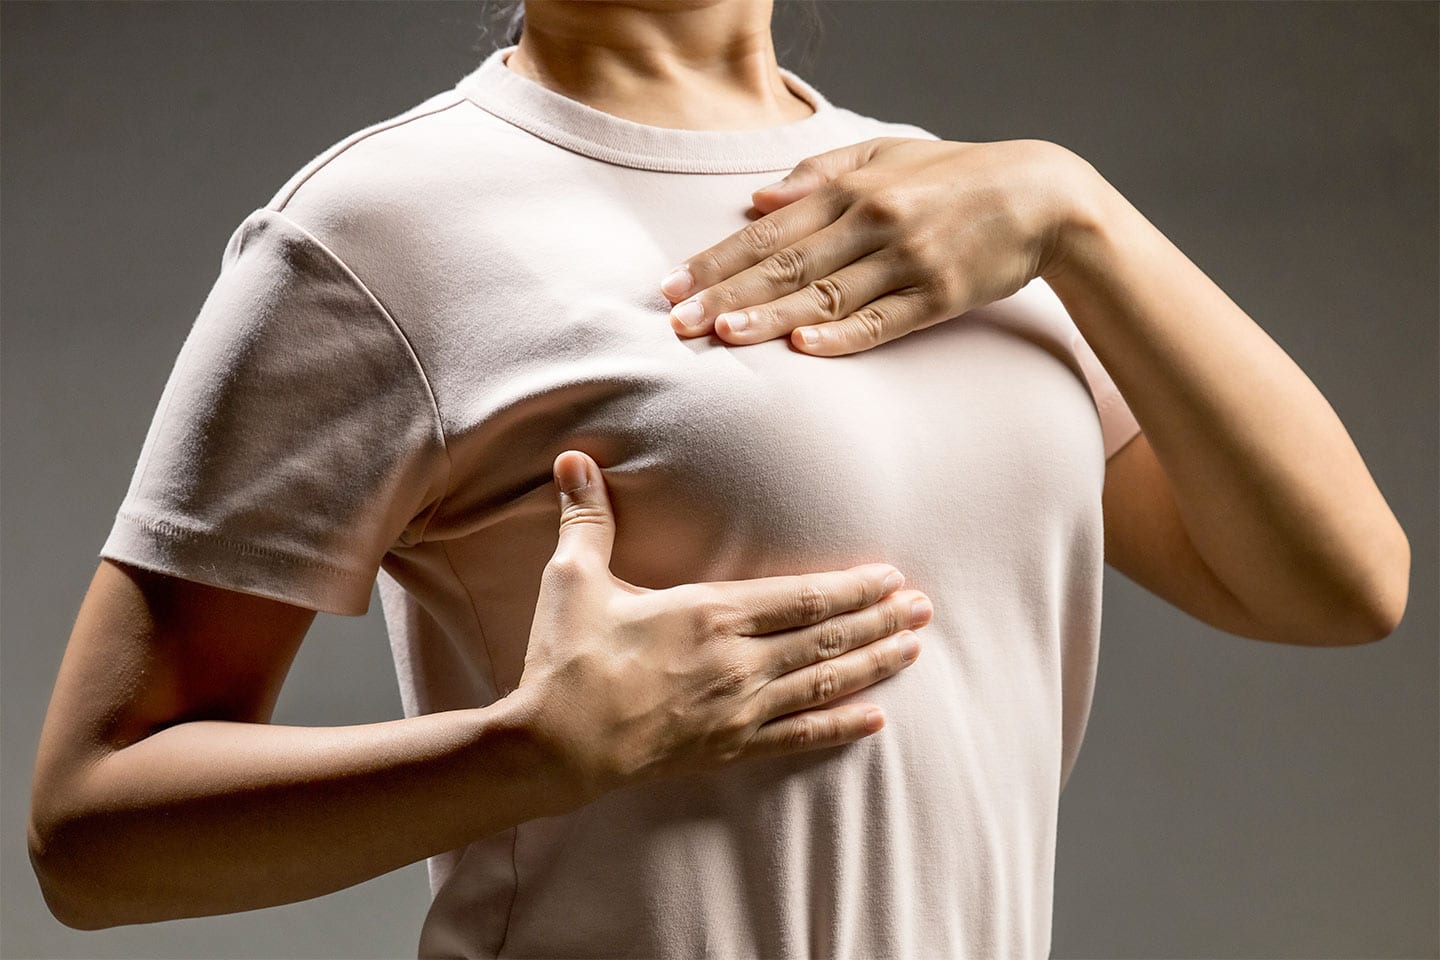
<box><xmin>100</xmin><ymin>43</ymin><xmax>1143</xmax><ymax>959</ymax></box>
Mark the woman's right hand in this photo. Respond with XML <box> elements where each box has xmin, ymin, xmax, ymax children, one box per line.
<box><xmin>511</xmin><ymin>450</ymin><xmax>932</xmax><ymax>807</ymax></box>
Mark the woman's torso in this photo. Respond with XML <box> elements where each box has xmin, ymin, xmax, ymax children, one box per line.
<box><xmin>269</xmin><ymin>55</ymin><xmax>1119</xmax><ymax>958</ymax></box>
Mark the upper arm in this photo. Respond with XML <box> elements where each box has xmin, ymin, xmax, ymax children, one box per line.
<box><xmin>96</xmin><ymin>207</ymin><xmax>450</xmax><ymax>619</ymax></box>
<box><xmin>29</xmin><ymin>559</ymin><xmax>316</xmax><ymax>835</ymax></box>
<box><xmin>1101</xmin><ymin>431</ymin><xmax>1274</xmax><ymax>640</ymax></box>
<box><xmin>1042</xmin><ymin>278</ymin><xmax>1274</xmax><ymax>641</ymax></box>
<box><xmin>30</xmin><ymin>206</ymin><xmax>446</xmax><ymax>837</ymax></box>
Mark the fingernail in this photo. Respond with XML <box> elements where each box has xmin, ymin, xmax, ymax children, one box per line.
<box><xmin>799</xmin><ymin>328</ymin><xmax>820</xmax><ymax>347</ymax></box>
<box><xmin>671</xmin><ymin>297</ymin><xmax>705</xmax><ymax>328</ymax></box>
<box><xmin>755</xmin><ymin>179</ymin><xmax>787</xmax><ymax>194</ymax></box>
<box><xmin>716</xmin><ymin>310</ymin><xmax>748</xmax><ymax>333</ymax></box>
<box><xmin>660</xmin><ymin>266</ymin><xmax>693</xmax><ymax>299</ymax></box>
<box><xmin>556</xmin><ymin>455</ymin><xmax>588</xmax><ymax>495</ymax></box>
<box><xmin>898</xmin><ymin>632</ymin><xmax>921</xmax><ymax>663</ymax></box>
<box><xmin>910</xmin><ymin>596</ymin><xmax>932</xmax><ymax>625</ymax></box>
<box><xmin>882</xmin><ymin>570</ymin><xmax>905</xmax><ymax>593</ymax></box>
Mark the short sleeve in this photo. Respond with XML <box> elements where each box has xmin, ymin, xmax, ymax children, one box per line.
<box><xmin>1021</xmin><ymin>276</ymin><xmax>1143</xmax><ymax>461</ymax></box>
<box><xmin>99</xmin><ymin>208</ymin><xmax>450</xmax><ymax>616</ymax></box>
<box><xmin>1068</xmin><ymin>325</ymin><xmax>1142</xmax><ymax>460</ymax></box>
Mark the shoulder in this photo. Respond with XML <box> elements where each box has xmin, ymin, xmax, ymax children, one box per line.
<box><xmin>263</xmin><ymin>89</ymin><xmax>468</xmax><ymax>212</ymax></box>
<box><xmin>257</xmin><ymin>86</ymin><xmax>519</xmax><ymax>263</ymax></box>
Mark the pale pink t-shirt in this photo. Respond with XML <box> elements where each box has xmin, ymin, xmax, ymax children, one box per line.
<box><xmin>100</xmin><ymin>44</ymin><xmax>1142</xmax><ymax>959</ymax></box>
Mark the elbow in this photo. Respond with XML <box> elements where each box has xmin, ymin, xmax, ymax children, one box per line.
<box><xmin>1360</xmin><ymin>529</ymin><xmax>1411</xmax><ymax>642</ymax></box>
<box><xmin>29</xmin><ymin>820</ymin><xmax>93</xmax><ymax>930</ymax></box>
<box><xmin>28</xmin><ymin>810</ymin><xmax>120</xmax><ymax>931</ymax></box>
<box><xmin>1331</xmin><ymin>527</ymin><xmax>1411</xmax><ymax>646</ymax></box>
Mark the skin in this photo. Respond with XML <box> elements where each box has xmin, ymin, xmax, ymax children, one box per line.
<box><xmin>28</xmin><ymin>0</ymin><xmax>937</xmax><ymax>930</ymax></box>
<box><xmin>30</xmin><ymin>0</ymin><xmax>1409</xmax><ymax>933</ymax></box>
<box><xmin>656</xmin><ymin>123</ymin><xmax>1412</xmax><ymax>652</ymax></box>
<box><xmin>511</xmin><ymin>0</ymin><xmax>1411</xmax><ymax>640</ymax></box>
<box><xmin>503</xmin><ymin>0</ymin><xmax>813</xmax><ymax>131</ymax></box>
<box><xmin>31</xmin><ymin>454</ymin><xmax>927</xmax><ymax>929</ymax></box>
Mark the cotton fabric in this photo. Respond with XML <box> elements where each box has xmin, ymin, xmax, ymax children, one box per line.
<box><xmin>101</xmin><ymin>44</ymin><xmax>1142</xmax><ymax>959</ymax></box>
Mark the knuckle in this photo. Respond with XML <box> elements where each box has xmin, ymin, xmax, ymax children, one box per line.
<box><xmin>717</xmin><ymin>733</ymin><xmax>748</xmax><ymax>765</ymax></box>
<box><xmin>860</xmin><ymin>569</ymin><xmax>885</xmax><ymax>607</ymax></box>
<box><xmin>738</xmin><ymin>216</ymin><xmax>785</xmax><ymax>257</ymax></box>
<box><xmin>542</xmin><ymin>554</ymin><xmax>588</xmax><ymax>584</ymax></box>
<box><xmin>714</xmin><ymin>707</ymin><xmax>758</xmax><ymax>763</ymax></box>
<box><xmin>893</xmin><ymin>231</ymin><xmax>935</xmax><ymax>271</ymax></box>
<box><xmin>856</xmin><ymin>188</ymin><xmax>908</xmax><ymax>227</ymax></box>
<box><xmin>811</xmin><ymin>662</ymin><xmax>840</xmax><ymax>703</ymax></box>
<box><xmin>789</xmin><ymin>158</ymin><xmax>819</xmax><ymax>184</ymax></box>
<box><xmin>826</xmin><ymin>172</ymin><xmax>868</xmax><ymax>208</ymax></box>
<box><xmin>814</xmin><ymin>618</ymin><xmax>847</xmax><ymax>660</ymax></box>
<box><xmin>1024</xmin><ymin>137</ymin><xmax>1068</xmax><ymax>162</ymax></box>
<box><xmin>795</xmin><ymin>581</ymin><xmax>829</xmax><ymax>625</ymax></box>
<box><xmin>706</xmin><ymin>655</ymin><xmax>752</xmax><ymax>701</ymax></box>
<box><xmin>880</xmin><ymin>598</ymin><xmax>901</xmax><ymax>638</ymax></box>
<box><xmin>689</xmin><ymin>250</ymin><xmax>723</xmax><ymax>281</ymax></box>
<box><xmin>847</xmin><ymin>306</ymin><xmax>887</xmax><ymax>343</ymax></box>
<box><xmin>809</xmin><ymin>275</ymin><xmax>846</xmax><ymax>318</ymax></box>
<box><xmin>680</xmin><ymin>586</ymin><xmax>737</xmax><ymax>639</ymax></box>
<box><xmin>871</xmin><ymin>643</ymin><xmax>893</xmax><ymax>679</ymax></box>
<box><xmin>701</xmin><ymin>600</ymin><xmax>744</xmax><ymax>639</ymax></box>
<box><xmin>928</xmin><ymin>271</ymin><xmax>965</xmax><ymax>310</ymax></box>
<box><xmin>787</xmin><ymin>715</ymin><xmax>815</xmax><ymax>749</ymax></box>
<box><xmin>762</xmin><ymin>245</ymin><xmax>807</xmax><ymax>287</ymax></box>
<box><xmin>731</xmin><ymin>698</ymin><xmax>762</xmax><ymax>738</ymax></box>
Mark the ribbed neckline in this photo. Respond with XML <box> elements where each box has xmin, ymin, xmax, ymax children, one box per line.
<box><xmin>453</xmin><ymin>44</ymin><xmax>860</xmax><ymax>174</ymax></box>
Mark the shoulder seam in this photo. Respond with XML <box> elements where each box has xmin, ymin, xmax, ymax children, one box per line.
<box><xmin>270</xmin><ymin>94</ymin><xmax>469</xmax><ymax>213</ymax></box>
<box><xmin>263</xmin><ymin>208</ymin><xmax>455</xmax><ymax>544</ymax></box>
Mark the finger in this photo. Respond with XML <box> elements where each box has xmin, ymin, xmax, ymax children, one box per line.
<box><xmin>550</xmin><ymin>451</ymin><xmax>616</xmax><ymax>573</ymax></box>
<box><xmin>748</xmin><ymin>137</ymin><xmax>895</xmax><ymax>207</ymax></box>
<box><xmin>711</xmin><ymin>245</ymin><xmax>896</xmax><ymax>344</ymax></box>
<box><xmin>715</xmin><ymin>563</ymin><xmax>905</xmax><ymax>637</ymax></box>
<box><xmin>664</xmin><ymin>188</ymin><xmax>849</xmax><ymax>327</ymax></box>
<box><xmin>677</xmin><ymin>208</ymin><xmax>883</xmax><ymax>339</ymax></box>
<box><xmin>749</xmin><ymin>185</ymin><xmax>803</xmax><ymax>216</ymax></box>
<box><xmin>756</xmin><ymin>627</ymin><xmax>920</xmax><ymax>722</ymax></box>
<box><xmin>659</xmin><ymin>137</ymin><xmax>897</xmax><ymax>306</ymax></box>
<box><xmin>754</xmin><ymin>587</ymin><xmax>931</xmax><ymax>683</ymax></box>
<box><xmin>789</xmin><ymin>285</ymin><xmax>941</xmax><ymax>357</ymax></box>
<box><xmin>739</xmin><ymin>700</ymin><xmax>887</xmax><ymax>762</ymax></box>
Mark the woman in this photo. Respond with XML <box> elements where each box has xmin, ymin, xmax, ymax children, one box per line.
<box><xmin>29</xmin><ymin>1</ymin><xmax>1409</xmax><ymax>958</ymax></box>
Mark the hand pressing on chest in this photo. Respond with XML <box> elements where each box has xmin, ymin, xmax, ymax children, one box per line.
<box><xmin>659</xmin><ymin>136</ymin><xmax>1094</xmax><ymax>356</ymax></box>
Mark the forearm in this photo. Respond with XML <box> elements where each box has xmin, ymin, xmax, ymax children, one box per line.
<box><xmin>1043</xmin><ymin>159</ymin><xmax>1409</xmax><ymax>641</ymax></box>
<box><xmin>31</xmin><ymin>688</ymin><xmax>576</xmax><ymax>930</ymax></box>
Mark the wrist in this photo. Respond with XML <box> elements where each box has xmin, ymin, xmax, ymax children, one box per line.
<box><xmin>1038</xmin><ymin>147</ymin><xmax>1123</xmax><ymax>285</ymax></box>
<box><xmin>473</xmin><ymin>684</ymin><xmax>599</xmax><ymax>818</ymax></box>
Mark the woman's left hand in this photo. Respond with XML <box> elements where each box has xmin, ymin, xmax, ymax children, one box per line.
<box><xmin>658</xmin><ymin>136</ymin><xmax>1096</xmax><ymax>356</ymax></box>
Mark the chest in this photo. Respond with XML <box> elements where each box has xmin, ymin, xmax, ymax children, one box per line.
<box><xmin>389</xmin><ymin>176</ymin><xmax>1107</xmax><ymax>577</ymax></box>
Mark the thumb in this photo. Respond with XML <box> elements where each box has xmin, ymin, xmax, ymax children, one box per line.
<box><xmin>551</xmin><ymin>450</ymin><xmax>615</xmax><ymax>571</ymax></box>
<box><xmin>750</xmin><ymin>137</ymin><xmax>891</xmax><ymax>207</ymax></box>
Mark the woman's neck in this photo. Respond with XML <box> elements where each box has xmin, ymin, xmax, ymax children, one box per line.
<box><xmin>503</xmin><ymin>0</ymin><xmax>814</xmax><ymax>131</ymax></box>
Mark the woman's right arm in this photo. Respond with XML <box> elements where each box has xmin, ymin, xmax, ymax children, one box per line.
<box><xmin>25</xmin><ymin>200</ymin><xmax>560</xmax><ymax>929</ymax></box>
<box><xmin>28</xmin><ymin>557</ymin><xmax>578</xmax><ymax>931</ymax></box>
<box><xmin>29</xmin><ymin>451</ymin><xmax>930</xmax><ymax>930</ymax></box>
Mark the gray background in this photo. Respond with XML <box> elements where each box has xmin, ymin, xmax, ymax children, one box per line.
<box><xmin>2</xmin><ymin>1</ymin><xmax>1435</xmax><ymax>958</ymax></box>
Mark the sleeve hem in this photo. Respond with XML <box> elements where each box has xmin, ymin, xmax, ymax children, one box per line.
<box><xmin>1096</xmin><ymin>390</ymin><xmax>1143</xmax><ymax>460</ymax></box>
<box><xmin>99</xmin><ymin>509</ymin><xmax>374</xmax><ymax>617</ymax></box>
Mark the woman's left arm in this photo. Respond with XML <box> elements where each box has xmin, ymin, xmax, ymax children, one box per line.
<box><xmin>660</xmin><ymin>138</ymin><xmax>1409</xmax><ymax>647</ymax></box>
<box><xmin>1042</xmin><ymin>154</ymin><xmax>1409</xmax><ymax>647</ymax></box>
